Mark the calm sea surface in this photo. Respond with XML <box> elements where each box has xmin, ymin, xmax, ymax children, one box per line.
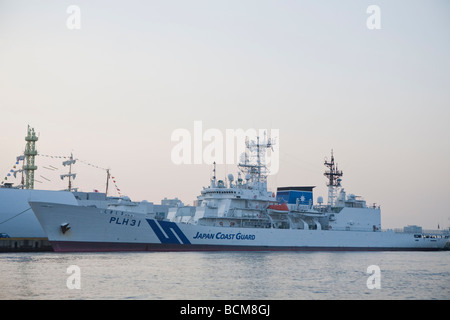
<box><xmin>0</xmin><ymin>251</ymin><xmax>449</xmax><ymax>300</ymax></box>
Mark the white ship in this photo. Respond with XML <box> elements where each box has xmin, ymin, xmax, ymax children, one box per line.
<box><xmin>30</xmin><ymin>136</ymin><xmax>450</xmax><ymax>252</ymax></box>
<box><xmin>0</xmin><ymin>126</ymin><xmax>179</xmax><ymax>238</ymax></box>
<box><xmin>0</xmin><ymin>126</ymin><xmax>120</xmax><ymax>238</ymax></box>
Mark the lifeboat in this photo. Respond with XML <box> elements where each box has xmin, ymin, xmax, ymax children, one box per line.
<box><xmin>267</xmin><ymin>203</ymin><xmax>289</xmax><ymax>214</ymax></box>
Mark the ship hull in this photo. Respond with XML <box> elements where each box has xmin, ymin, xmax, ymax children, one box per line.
<box><xmin>30</xmin><ymin>201</ymin><xmax>450</xmax><ymax>252</ymax></box>
<box><xmin>0</xmin><ymin>189</ymin><xmax>79</xmax><ymax>237</ymax></box>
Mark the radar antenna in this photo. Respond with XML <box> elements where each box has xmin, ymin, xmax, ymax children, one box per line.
<box><xmin>324</xmin><ymin>149</ymin><xmax>343</xmax><ymax>206</ymax></box>
<box><xmin>238</xmin><ymin>134</ymin><xmax>274</xmax><ymax>187</ymax></box>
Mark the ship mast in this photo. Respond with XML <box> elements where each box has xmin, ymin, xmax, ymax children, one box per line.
<box><xmin>23</xmin><ymin>125</ymin><xmax>38</xmax><ymax>189</ymax></box>
<box><xmin>238</xmin><ymin>133</ymin><xmax>273</xmax><ymax>188</ymax></box>
<box><xmin>324</xmin><ymin>150</ymin><xmax>343</xmax><ymax>206</ymax></box>
<box><xmin>61</xmin><ymin>153</ymin><xmax>77</xmax><ymax>191</ymax></box>
<box><xmin>210</xmin><ymin>161</ymin><xmax>217</xmax><ymax>188</ymax></box>
<box><xmin>105</xmin><ymin>168</ymin><xmax>110</xmax><ymax>196</ymax></box>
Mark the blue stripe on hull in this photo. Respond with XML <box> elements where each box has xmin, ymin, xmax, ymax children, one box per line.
<box><xmin>146</xmin><ymin>219</ymin><xmax>191</xmax><ymax>244</ymax></box>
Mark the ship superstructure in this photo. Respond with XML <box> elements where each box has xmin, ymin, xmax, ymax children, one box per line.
<box><xmin>168</xmin><ymin>136</ymin><xmax>279</xmax><ymax>228</ymax></box>
<box><xmin>168</xmin><ymin>144</ymin><xmax>381</xmax><ymax>234</ymax></box>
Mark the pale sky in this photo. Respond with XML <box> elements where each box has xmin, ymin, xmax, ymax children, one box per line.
<box><xmin>1</xmin><ymin>0</ymin><xmax>449</xmax><ymax>229</ymax></box>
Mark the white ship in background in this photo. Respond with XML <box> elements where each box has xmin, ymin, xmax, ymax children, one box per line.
<box><xmin>30</xmin><ymin>135</ymin><xmax>449</xmax><ymax>252</ymax></box>
<box><xmin>0</xmin><ymin>126</ymin><xmax>180</xmax><ymax>238</ymax></box>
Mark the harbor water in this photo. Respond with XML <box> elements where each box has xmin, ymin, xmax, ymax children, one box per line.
<box><xmin>0</xmin><ymin>251</ymin><xmax>449</xmax><ymax>300</ymax></box>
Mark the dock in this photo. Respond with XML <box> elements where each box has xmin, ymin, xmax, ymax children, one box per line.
<box><xmin>0</xmin><ymin>238</ymin><xmax>53</xmax><ymax>252</ymax></box>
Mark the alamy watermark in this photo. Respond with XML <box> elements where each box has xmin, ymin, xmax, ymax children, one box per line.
<box><xmin>366</xmin><ymin>265</ymin><xmax>381</xmax><ymax>289</ymax></box>
<box><xmin>366</xmin><ymin>5</ymin><xmax>381</xmax><ymax>30</ymax></box>
<box><xmin>171</xmin><ymin>121</ymin><xmax>280</xmax><ymax>175</ymax></box>
<box><xmin>66</xmin><ymin>265</ymin><xmax>81</xmax><ymax>289</ymax></box>
<box><xmin>66</xmin><ymin>5</ymin><xmax>81</xmax><ymax>30</ymax></box>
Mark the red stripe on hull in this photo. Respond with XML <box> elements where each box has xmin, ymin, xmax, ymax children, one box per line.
<box><xmin>50</xmin><ymin>241</ymin><xmax>445</xmax><ymax>252</ymax></box>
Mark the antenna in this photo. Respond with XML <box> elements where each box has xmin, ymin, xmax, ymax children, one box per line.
<box><xmin>238</xmin><ymin>134</ymin><xmax>274</xmax><ymax>189</ymax></box>
<box><xmin>105</xmin><ymin>168</ymin><xmax>110</xmax><ymax>196</ymax></box>
<box><xmin>210</xmin><ymin>161</ymin><xmax>217</xmax><ymax>188</ymax></box>
<box><xmin>61</xmin><ymin>153</ymin><xmax>77</xmax><ymax>191</ymax></box>
<box><xmin>324</xmin><ymin>149</ymin><xmax>343</xmax><ymax>206</ymax></box>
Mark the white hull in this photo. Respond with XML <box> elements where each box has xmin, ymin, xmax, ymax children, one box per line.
<box><xmin>0</xmin><ymin>189</ymin><xmax>78</xmax><ymax>237</ymax></box>
<box><xmin>0</xmin><ymin>188</ymin><xmax>121</xmax><ymax>238</ymax></box>
<box><xmin>30</xmin><ymin>201</ymin><xmax>450</xmax><ymax>252</ymax></box>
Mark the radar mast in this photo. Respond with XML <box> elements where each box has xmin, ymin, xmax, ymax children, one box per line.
<box><xmin>324</xmin><ymin>150</ymin><xmax>343</xmax><ymax>206</ymax></box>
<box><xmin>238</xmin><ymin>133</ymin><xmax>274</xmax><ymax>189</ymax></box>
